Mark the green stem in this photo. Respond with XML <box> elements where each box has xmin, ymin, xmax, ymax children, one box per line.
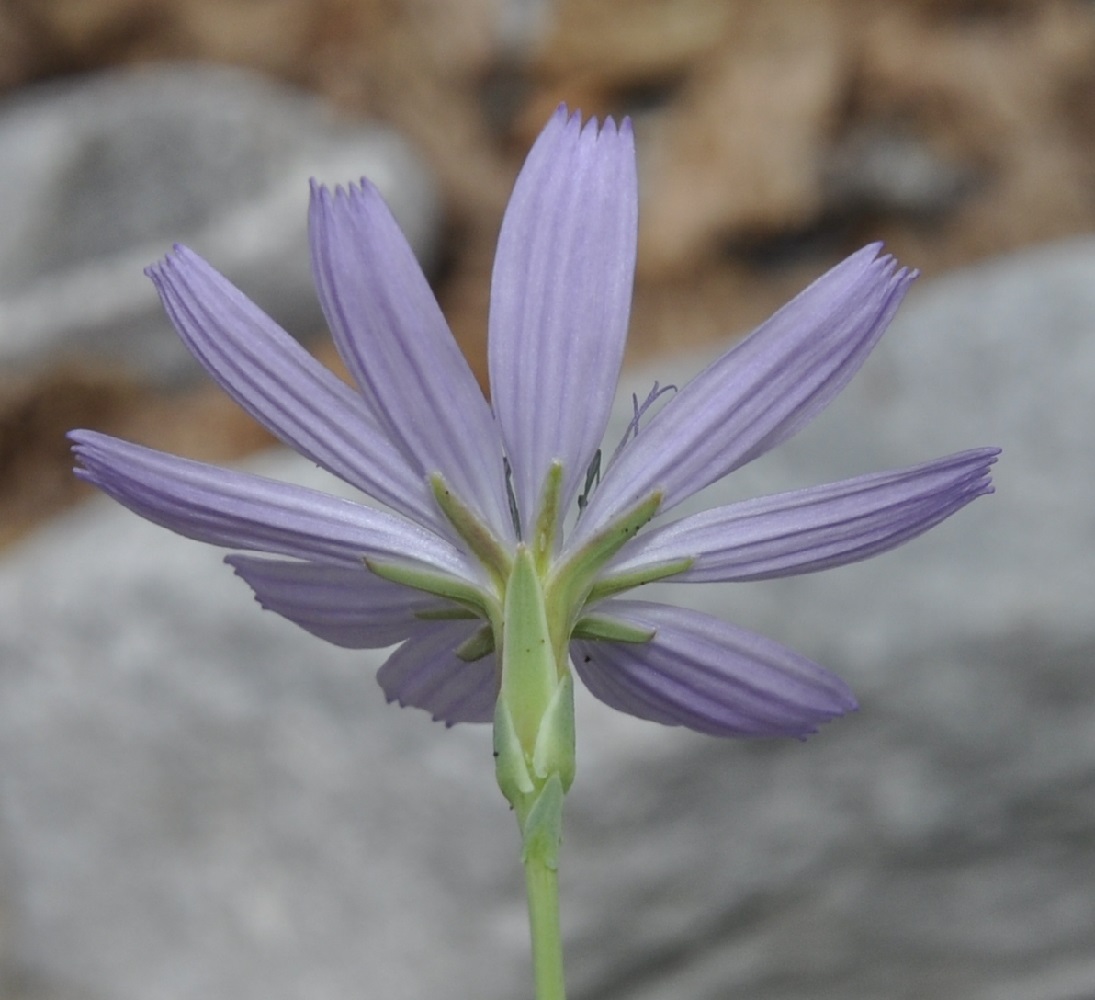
<box><xmin>491</xmin><ymin>528</ymin><xmax>576</xmax><ymax>1000</ymax></box>
<box><xmin>524</xmin><ymin>847</ymin><xmax>566</xmax><ymax>1000</ymax></box>
<box><xmin>516</xmin><ymin>773</ymin><xmax>567</xmax><ymax>999</ymax></box>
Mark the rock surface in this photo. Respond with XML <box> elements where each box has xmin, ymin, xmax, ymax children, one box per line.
<box><xmin>0</xmin><ymin>64</ymin><xmax>439</xmax><ymax>383</ymax></box>
<box><xmin>2</xmin><ymin>239</ymin><xmax>1094</xmax><ymax>1000</ymax></box>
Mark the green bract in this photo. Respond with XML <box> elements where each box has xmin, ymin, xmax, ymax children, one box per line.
<box><xmin>393</xmin><ymin>460</ymin><xmax>691</xmax><ymax>814</ymax></box>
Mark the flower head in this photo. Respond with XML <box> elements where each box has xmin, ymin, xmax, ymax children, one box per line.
<box><xmin>71</xmin><ymin>107</ymin><xmax>998</xmax><ymax>742</ymax></box>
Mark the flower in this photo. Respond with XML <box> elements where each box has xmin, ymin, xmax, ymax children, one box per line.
<box><xmin>70</xmin><ymin>106</ymin><xmax>998</xmax><ymax>741</ymax></box>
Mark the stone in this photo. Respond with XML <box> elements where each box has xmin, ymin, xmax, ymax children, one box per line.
<box><xmin>0</xmin><ymin>64</ymin><xmax>439</xmax><ymax>384</ymax></box>
<box><xmin>822</xmin><ymin>126</ymin><xmax>977</xmax><ymax>219</ymax></box>
<box><xmin>1</xmin><ymin>238</ymin><xmax>1093</xmax><ymax>999</ymax></box>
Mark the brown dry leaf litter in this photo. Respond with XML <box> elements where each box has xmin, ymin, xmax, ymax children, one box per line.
<box><xmin>1</xmin><ymin>0</ymin><xmax>1094</xmax><ymax>545</ymax></box>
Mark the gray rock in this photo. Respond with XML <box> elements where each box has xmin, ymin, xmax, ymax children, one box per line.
<box><xmin>2</xmin><ymin>237</ymin><xmax>1094</xmax><ymax>1000</ymax></box>
<box><xmin>823</xmin><ymin>127</ymin><xmax>978</xmax><ymax>219</ymax></box>
<box><xmin>0</xmin><ymin>64</ymin><xmax>439</xmax><ymax>384</ymax></box>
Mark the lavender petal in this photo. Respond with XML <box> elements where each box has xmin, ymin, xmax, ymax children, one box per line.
<box><xmin>146</xmin><ymin>246</ymin><xmax>443</xmax><ymax>531</ymax></box>
<box><xmin>488</xmin><ymin>107</ymin><xmax>637</xmax><ymax>527</ymax></box>
<box><xmin>70</xmin><ymin>431</ymin><xmax>476</xmax><ymax>580</ymax></box>
<box><xmin>377</xmin><ymin>621</ymin><xmax>499</xmax><ymax>725</ymax></box>
<box><xmin>574</xmin><ymin>245</ymin><xmax>916</xmax><ymax>546</ymax></box>
<box><xmin>607</xmin><ymin>448</ymin><xmax>1000</xmax><ymax>583</ymax></box>
<box><xmin>572</xmin><ymin>600</ymin><xmax>856</xmax><ymax>738</ymax></box>
<box><xmin>227</xmin><ymin>556</ymin><xmax>442</xmax><ymax>649</ymax></box>
<box><xmin>309</xmin><ymin>180</ymin><xmax>512</xmax><ymax>541</ymax></box>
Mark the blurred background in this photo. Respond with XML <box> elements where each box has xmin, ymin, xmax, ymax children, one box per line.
<box><xmin>1</xmin><ymin>2</ymin><xmax>1094</xmax><ymax>1000</ymax></box>
<box><xmin>1</xmin><ymin>0</ymin><xmax>1094</xmax><ymax>542</ymax></box>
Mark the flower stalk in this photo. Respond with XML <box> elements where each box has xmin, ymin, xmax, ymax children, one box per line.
<box><xmin>494</xmin><ymin>544</ymin><xmax>576</xmax><ymax>999</ymax></box>
<box><xmin>522</xmin><ymin>778</ymin><xmax>567</xmax><ymax>1000</ymax></box>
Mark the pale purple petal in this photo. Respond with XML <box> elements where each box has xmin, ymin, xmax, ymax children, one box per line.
<box><xmin>146</xmin><ymin>246</ymin><xmax>443</xmax><ymax>530</ymax></box>
<box><xmin>377</xmin><ymin>621</ymin><xmax>499</xmax><ymax>725</ymax></box>
<box><xmin>571</xmin><ymin>600</ymin><xmax>856</xmax><ymax>738</ymax></box>
<box><xmin>227</xmin><ymin>556</ymin><xmax>441</xmax><ymax>649</ymax></box>
<box><xmin>70</xmin><ymin>431</ymin><xmax>475</xmax><ymax>579</ymax></box>
<box><xmin>606</xmin><ymin>449</ymin><xmax>999</xmax><ymax>583</ymax></box>
<box><xmin>309</xmin><ymin>180</ymin><xmax>512</xmax><ymax>540</ymax></box>
<box><xmin>489</xmin><ymin>107</ymin><xmax>637</xmax><ymax>527</ymax></box>
<box><xmin>573</xmin><ymin>245</ymin><xmax>916</xmax><ymax>546</ymax></box>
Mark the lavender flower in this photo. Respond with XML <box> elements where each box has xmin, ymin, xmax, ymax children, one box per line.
<box><xmin>70</xmin><ymin>107</ymin><xmax>998</xmax><ymax>743</ymax></box>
